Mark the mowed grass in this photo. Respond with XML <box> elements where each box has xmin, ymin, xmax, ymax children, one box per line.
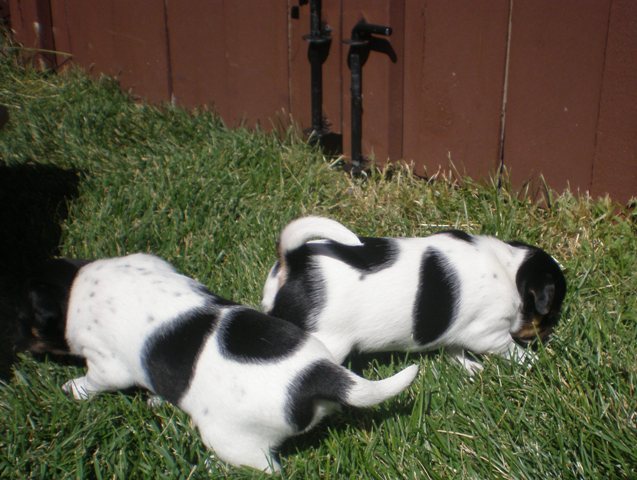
<box><xmin>1</xmin><ymin>42</ymin><xmax>636</xmax><ymax>479</ymax></box>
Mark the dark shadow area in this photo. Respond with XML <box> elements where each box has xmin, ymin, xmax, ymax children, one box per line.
<box><xmin>0</xmin><ymin>162</ymin><xmax>82</xmax><ymax>381</ymax></box>
<box><xmin>277</xmin><ymin>393</ymin><xmax>415</xmax><ymax>464</ymax></box>
<box><xmin>277</xmin><ymin>350</ymin><xmax>431</xmax><ymax>461</ymax></box>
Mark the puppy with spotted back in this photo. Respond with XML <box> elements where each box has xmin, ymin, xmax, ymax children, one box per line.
<box><xmin>30</xmin><ymin>253</ymin><xmax>418</xmax><ymax>472</ymax></box>
<box><xmin>262</xmin><ymin>217</ymin><xmax>567</xmax><ymax>373</ymax></box>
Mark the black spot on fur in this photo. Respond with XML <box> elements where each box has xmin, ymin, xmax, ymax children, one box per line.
<box><xmin>270</xmin><ymin>248</ymin><xmax>325</xmax><ymax>331</ymax></box>
<box><xmin>271</xmin><ymin>238</ymin><xmax>397</xmax><ymax>330</ymax></box>
<box><xmin>218</xmin><ymin>308</ymin><xmax>306</xmax><ymax>363</ymax></box>
<box><xmin>286</xmin><ymin>360</ymin><xmax>353</xmax><ymax>431</ymax></box>
<box><xmin>309</xmin><ymin>237</ymin><xmax>398</xmax><ymax>274</ymax></box>
<box><xmin>438</xmin><ymin>230</ymin><xmax>474</xmax><ymax>243</ymax></box>
<box><xmin>143</xmin><ymin>308</ymin><xmax>218</xmax><ymax>404</ymax></box>
<box><xmin>413</xmin><ymin>248</ymin><xmax>457</xmax><ymax>345</ymax></box>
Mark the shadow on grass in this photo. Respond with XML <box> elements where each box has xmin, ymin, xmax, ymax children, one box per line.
<box><xmin>0</xmin><ymin>162</ymin><xmax>81</xmax><ymax>381</ymax></box>
<box><xmin>278</xmin><ymin>350</ymin><xmax>440</xmax><ymax>461</ymax></box>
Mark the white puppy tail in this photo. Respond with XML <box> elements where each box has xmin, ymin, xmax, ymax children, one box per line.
<box><xmin>344</xmin><ymin>364</ymin><xmax>419</xmax><ymax>408</ymax></box>
<box><xmin>278</xmin><ymin>216</ymin><xmax>362</xmax><ymax>256</ymax></box>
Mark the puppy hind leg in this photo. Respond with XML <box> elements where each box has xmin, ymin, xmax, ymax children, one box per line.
<box><xmin>200</xmin><ymin>425</ymin><xmax>281</xmax><ymax>473</ymax></box>
<box><xmin>62</xmin><ymin>358</ymin><xmax>136</xmax><ymax>400</ymax></box>
<box><xmin>314</xmin><ymin>333</ymin><xmax>353</xmax><ymax>365</ymax></box>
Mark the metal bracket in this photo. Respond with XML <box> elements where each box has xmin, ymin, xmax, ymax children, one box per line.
<box><xmin>344</xmin><ymin>19</ymin><xmax>393</xmax><ymax>175</ymax></box>
<box><xmin>294</xmin><ymin>0</ymin><xmax>342</xmax><ymax>155</ymax></box>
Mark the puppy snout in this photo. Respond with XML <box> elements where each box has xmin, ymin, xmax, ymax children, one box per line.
<box><xmin>512</xmin><ymin>321</ymin><xmax>553</xmax><ymax>347</ymax></box>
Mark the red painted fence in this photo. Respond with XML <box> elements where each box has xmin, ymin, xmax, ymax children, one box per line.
<box><xmin>7</xmin><ymin>0</ymin><xmax>637</xmax><ymax>203</ymax></box>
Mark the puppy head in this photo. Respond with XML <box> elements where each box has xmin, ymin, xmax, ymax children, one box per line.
<box><xmin>15</xmin><ymin>259</ymin><xmax>89</xmax><ymax>356</ymax></box>
<box><xmin>510</xmin><ymin>245</ymin><xmax>567</xmax><ymax>347</ymax></box>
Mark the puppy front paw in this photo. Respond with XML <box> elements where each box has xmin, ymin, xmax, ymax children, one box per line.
<box><xmin>62</xmin><ymin>377</ymin><xmax>94</xmax><ymax>400</ymax></box>
<box><xmin>504</xmin><ymin>343</ymin><xmax>537</xmax><ymax>369</ymax></box>
<box><xmin>450</xmin><ymin>350</ymin><xmax>483</xmax><ymax>376</ymax></box>
<box><xmin>146</xmin><ymin>395</ymin><xmax>164</xmax><ymax>408</ymax></box>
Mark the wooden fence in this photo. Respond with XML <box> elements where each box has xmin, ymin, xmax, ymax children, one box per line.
<box><xmin>7</xmin><ymin>0</ymin><xmax>637</xmax><ymax>203</ymax></box>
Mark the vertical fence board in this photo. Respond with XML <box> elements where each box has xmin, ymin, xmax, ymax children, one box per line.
<box><xmin>168</xmin><ymin>1</ymin><xmax>289</xmax><ymax>128</ymax></box>
<box><xmin>50</xmin><ymin>0</ymin><xmax>170</xmax><ymax>103</ymax></box>
<box><xmin>591</xmin><ymin>0</ymin><xmax>637</xmax><ymax>204</ymax></box>
<box><xmin>9</xmin><ymin>0</ymin><xmax>55</xmax><ymax>68</ymax></box>
<box><xmin>402</xmin><ymin>0</ymin><xmax>509</xmax><ymax>179</ymax></box>
<box><xmin>9</xmin><ymin>0</ymin><xmax>38</xmax><ymax>47</ymax></box>
<box><xmin>503</xmin><ymin>0</ymin><xmax>611</xmax><ymax>194</ymax></box>
<box><xmin>165</xmin><ymin>1</ymin><xmax>228</xmax><ymax>111</ymax></box>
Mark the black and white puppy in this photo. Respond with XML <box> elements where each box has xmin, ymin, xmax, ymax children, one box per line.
<box><xmin>25</xmin><ymin>253</ymin><xmax>418</xmax><ymax>473</ymax></box>
<box><xmin>262</xmin><ymin>216</ymin><xmax>567</xmax><ymax>373</ymax></box>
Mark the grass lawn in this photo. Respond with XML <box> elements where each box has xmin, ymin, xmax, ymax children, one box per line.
<box><xmin>1</xmin><ymin>40</ymin><xmax>636</xmax><ymax>479</ymax></box>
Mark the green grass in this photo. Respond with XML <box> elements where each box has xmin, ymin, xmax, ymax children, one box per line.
<box><xmin>1</xmin><ymin>39</ymin><xmax>636</xmax><ymax>479</ymax></box>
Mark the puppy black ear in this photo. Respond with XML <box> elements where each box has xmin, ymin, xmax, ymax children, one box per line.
<box><xmin>531</xmin><ymin>282</ymin><xmax>555</xmax><ymax>315</ymax></box>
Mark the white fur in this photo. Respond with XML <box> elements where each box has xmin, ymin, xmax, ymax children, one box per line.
<box><xmin>279</xmin><ymin>216</ymin><xmax>363</xmax><ymax>252</ymax></box>
<box><xmin>62</xmin><ymin>253</ymin><xmax>418</xmax><ymax>473</ymax></box>
<box><xmin>262</xmin><ymin>218</ymin><xmax>539</xmax><ymax>373</ymax></box>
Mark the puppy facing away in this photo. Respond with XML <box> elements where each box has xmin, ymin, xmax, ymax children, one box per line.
<box><xmin>262</xmin><ymin>216</ymin><xmax>567</xmax><ymax>373</ymax></box>
<box><xmin>25</xmin><ymin>253</ymin><xmax>418</xmax><ymax>473</ymax></box>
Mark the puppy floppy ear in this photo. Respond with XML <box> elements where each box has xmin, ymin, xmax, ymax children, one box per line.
<box><xmin>530</xmin><ymin>282</ymin><xmax>555</xmax><ymax>316</ymax></box>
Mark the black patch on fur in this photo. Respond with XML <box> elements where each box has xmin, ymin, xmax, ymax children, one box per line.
<box><xmin>270</xmin><ymin>249</ymin><xmax>325</xmax><ymax>331</ymax></box>
<box><xmin>218</xmin><ymin>308</ymin><xmax>306</xmax><ymax>363</ymax></box>
<box><xmin>286</xmin><ymin>360</ymin><xmax>353</xmax><ymax>431</ymax></box>
<box><xmin>270</xmin><ymin>238</ymin><xmax>397</xmax><ymax>329</ymax></box>
<box><xmin>309</xmin><ymin>237</ymin><xmax>398</xmax><ymax>274</ymax></box>
<box><xmin>514</xmin><ymin>246</ymin><xmax>567</xmax><ymax>333</ymax></box>
<box><xmin>143</xmin><ymin>308</ymin><xmax>218</xmax><ymax>404</ymax></box>
<box><xmin>413</xmin><ymin>248</ymin><xmax>457</xmax><ymax>345</ymax></box>
<box><xmin>438</xmin><ymin>230</ymin><xmax>474</xmax><ymax>243</ymax></box>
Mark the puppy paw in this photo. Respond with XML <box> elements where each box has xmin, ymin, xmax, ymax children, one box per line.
<box><xmin>62</xmin><ymin>376</ymin><xmax>94</xmax><ymax>400</ymax></box>
<box><xmin>504</xmin><ymin>343</ymin><xmax>537</xmax><ymax>369</ymax></box>
<box><xmin>146</xmin><ymin>395</ymin><xmax>164</xmax><ymax>409</ymax></box>
<box><xmin>450</xmin><ymin>350</ymin><xmax>483</xmax><ymax>376</ymax></box>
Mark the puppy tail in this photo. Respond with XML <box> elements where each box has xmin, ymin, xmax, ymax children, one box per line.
<box><xmin>277</xmin><ymin>216</ymin><xmax>362</xmax><ymax>257</ymax></box>
<box><xmin>288</xmin><ymin>362</ymin><xmax>418</xmax><ymax>432</ymax></box>
<box><xmin>343</xmin><ymin>364</ymin><xmax>419</xmax><ymax>408</ymax></box>
<box><xmin>263</xmin><ymin>217</ymin><xmax>361</xmax><ymax>312</ymax></box>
